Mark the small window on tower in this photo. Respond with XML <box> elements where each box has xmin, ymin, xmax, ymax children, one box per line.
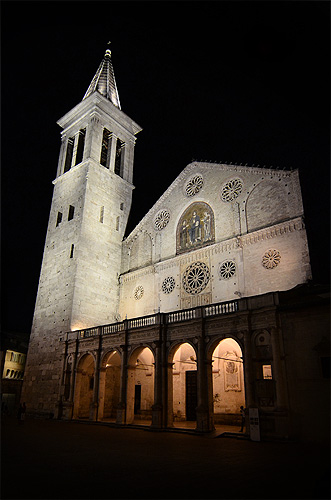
<box><xmin>100</xmin><ymin>128</ymin><xmax>111</xmax><ymax>167</ymax></box>
<box><xmin>116</xmin><ymin>216</ymin><xmax>120</xmax><ymax>231</ymax></box>
<box><xmin>100</xmin><ymin>206</ymin><xmax>104</xmax><ymax>223</ymax></box>
<box><xmin>114</xmin><ymin>139</ymin><xmax>124</xmax><ymax>177</ymax></box>
<box><xmin>64</xmin><ymin>137</ymin><xmax>75</xmax><ymax>173</ymax></box>
<box><xmin>68</xmin><ymin>205</ymin><xmax>75</xmax><ymax>221</ymax></box>
<box><xmin>70</xmin><ymin>244</ymin><xmax>74</xmax><ymax>259</ymax></box>
<box><xmin>75</xmin><ymin>128</ymin><xmax>86</xmax><ymax>165</ymax></box>
<box><xmin>56</xmin><ymin>212</ymin><xmax>63</xmax><ymax>227</ymax></box>
<box><xmin>120</xmin><ymin>202</ymin><xmax>124</xmax><ymax>211</ymax></box>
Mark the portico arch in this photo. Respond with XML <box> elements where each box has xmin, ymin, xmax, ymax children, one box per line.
<box><xmin>168</xmin><ymin>342</ymin><xmax>198</xmax><ymax>427</ymax></box>
<box><xmin>126</xmin><ymin>346</ymin><xmax>155</xmax><ymax>424</ymax></box>
<box><xmin>98</xmin><ymin>350</ymin><xmax>121</xmax><ymax>421</ymax></box>
<box><xmin>208</xmin><ymin>338</ymin><xmax>245</xmax><ymax>426</ymax></box>
<box><xmin>73</xmin><ymin>353</ymin><xmax>95</xmax><ymax>419</ymax></box>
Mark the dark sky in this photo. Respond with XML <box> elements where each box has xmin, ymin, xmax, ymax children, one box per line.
<box><xmin>2</xmin><ymin>1</ymin><xmax>330</xmax><ymax>334</ymax></box>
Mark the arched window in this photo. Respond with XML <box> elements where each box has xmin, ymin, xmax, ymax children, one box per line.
<box><xmin>176</xmin><ymin>202</ymin><xmax>214</xmax><ymax>254</ymax></box>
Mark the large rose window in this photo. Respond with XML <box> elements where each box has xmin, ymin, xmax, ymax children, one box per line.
<box><xmin>182</xmin><ymin>261</ymin><xmax>210</xmax><ymax>295</ymax></box>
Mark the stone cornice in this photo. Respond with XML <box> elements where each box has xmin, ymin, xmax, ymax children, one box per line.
<box><xmin>120</xmin><ymin>264</ymin><xmax>155</xmax><ymax>284</ymax></box>
<box><xmin>53</xmin><ymin>158</ymin><xmax>134</xmax><ymax>190</ymax></box>
<box><xmin>240</xmin><ymin>216</ymin><xmax>305</xmax><ymax>247</ymax></box>
<box><xmin>57</xmin><ymin>93</ymin><xmax>142</xmax><ymax>137</ymax></box>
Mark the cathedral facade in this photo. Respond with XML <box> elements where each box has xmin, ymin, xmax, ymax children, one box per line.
<box><xmin>21</xmin><ymin>49</ymin><xmax>329</xmax><ymax>441</ymax></box>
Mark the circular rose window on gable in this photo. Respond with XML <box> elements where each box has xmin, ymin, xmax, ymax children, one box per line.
<box><xmin>182</xmin><ymin>261</ymin><xmax>210</xmax><ymax>295</ymax></box>
<box><xmin>154</xmin><ymin>210</ymin><xmax>170</xmax><ymax>231</ymax></box>
<box><xmin>185</xmin><ymin>174</ymin><xmax>204</xmax><ymax>197</ymax></box>
<box><xmin>221</xmin><ymin>178</ymin><xmax>243</xmax><ymax>202</ymax></box>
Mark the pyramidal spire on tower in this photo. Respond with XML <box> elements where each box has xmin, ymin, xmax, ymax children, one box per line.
<box><xmin>83</xmin><ymin>45</ymin><xmax>121</xmax><ymax>109</ymax></box>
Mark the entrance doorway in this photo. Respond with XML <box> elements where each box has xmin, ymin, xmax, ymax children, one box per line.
<box><xmin>134</xmin><ymin>385</ymin><xmax>141</xmax><ymax>414</ymax></box>
<box><xmin>126</xmin><ymin>346</ymin><xmax>155</xmax><ymax>424</ymax></box>
<box><xmin>211</xmin><ymin>338</ymin><xmax>245</xmax><ymax>428</ymax></box>
<box><xmin>170</xmin><ymin>342</ymin><xmax>197</xmax><ymax>427</ymax></box>
<box><xmin>185</xmin><ymin>370</ymin><xmax>197</xmax><ymax>420</ymax></box>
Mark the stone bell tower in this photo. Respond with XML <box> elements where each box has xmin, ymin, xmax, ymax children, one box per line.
<box><xmin>22</xmin><ymin>48</ymin><xmax>142</xmax><ymax>416</ymax></box>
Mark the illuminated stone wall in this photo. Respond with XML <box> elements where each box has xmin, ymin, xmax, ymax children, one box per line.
<box><xmin>22</xmin><ymin>93</ymin><xmax>140</xmax><ymax>415</ymax></box>
<box><xmin>119</xmin><ymin>162</ymin><xmax>311</xmax><ymax>319</ymax></box>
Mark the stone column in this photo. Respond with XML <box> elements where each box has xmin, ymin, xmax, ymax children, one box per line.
<box><xmin>124</xmin><ymin>137</ymin><xmax>136</xmax><ymax>184</ymax></box>
<box><xmin>116</xmin><ymin>321</ymin><xmax>129</xmax><ymax>425</ymax></box>
<box><xmin>166</xmin><ymin>362</ymin><xmax>174</xmax><ymax>428</ymax></box>
<box><xmin>161</xmin><ymin>320</ymin><xmax>169</xmax><ymax>428</ymax></box>
<box><xmin>196</xmin><ymin>310</ymin><xmax>214</xmax><ymax>432</ymax></box>
<box><xmin>56</xmin><ymin>134</ymin><xmax>67</xmax><ymax>177</ymax></box>
<box><xmin>69</xmin><ymin>339</ymin><xmax>79</xmax><ymax>402</ymax></box>
<box><xmin>97</xmin><ymin>367</ymin><xmax>107</xmax><ymax>421</ymax></box>
<box><xmin>68</xmin><ymin>337</ymin><xmax>80</xmax><ymax>419</ymax></box>
<box><xmin>108</xmin><ymin>133</ymin><xmax>117</xmax><ymax>172</ymax></box>
<box><xmin>90</xmin><ymin>329</ymin><xmax>102</xmax><ymax>421</ymax></box>
<box><xmin>55</xmin><ymin>336</ymin><xmax>68</xmax><ymax>419</ymax></box>
<box><xmin>243</xmin><ymin>329</ymin><xmax>255</xmax><ymax>407</ymax></box>
<box><xmin>151</xmin><ymin>339</ymin><xmax>163</xmax><ymax>429</ymax></box>
<box><xmin>206</xmin><ymin>359</ymin><xmax>215</xmax><ymax>430</ymax></box>
<box><xmin>270</xmin><ymin>326</ymin><xmax>288</xmax><ymax>410</ymax></box>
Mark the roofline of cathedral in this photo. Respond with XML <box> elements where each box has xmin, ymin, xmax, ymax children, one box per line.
<box><xmin>124</xmin><ymin>161</ymin><xmax>298</xmax><ymax>243</ymax></box>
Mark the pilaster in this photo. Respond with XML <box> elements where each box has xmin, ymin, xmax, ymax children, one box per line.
<box><xmin>270</xmin><ymin>326</ymin><xmax>288</xmax><ymax>410</ymax></box>
<box><xmin>243</xmin><ymin>328</ymin><xmax>255</xmax><ymax>407</ymax></box>
<box><xmin>196</xmin><ymin>310</ymin><xmax>214</xmax><ymax>432</ymax></box>
<box><xmin>116</xmin><ymin>321</ymin><xmax>129</xmax><ymax>424</ymax></box>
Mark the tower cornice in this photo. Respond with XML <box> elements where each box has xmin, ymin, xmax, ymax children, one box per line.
<box><xmin>57</xmin><ymin>92</ymin><xmax>142</xmax><ymax>137</ymax></box>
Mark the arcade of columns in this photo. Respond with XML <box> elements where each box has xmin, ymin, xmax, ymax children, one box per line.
<box><xmin>58</xmin><ymin>294</ymin><xmax>289</xmax><ymax>437</ymax></box>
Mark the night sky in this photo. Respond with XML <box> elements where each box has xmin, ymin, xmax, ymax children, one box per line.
<box><xmin>2</xmin><ymin>1</ymin><xmax>330</xmax><ymax>334</ymax></box>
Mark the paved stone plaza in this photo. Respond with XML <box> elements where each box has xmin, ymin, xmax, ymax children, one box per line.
<box><xmin>1</xmin><ymin>417</ymin><xmax>329</xmax><ymax>499</ymax></box>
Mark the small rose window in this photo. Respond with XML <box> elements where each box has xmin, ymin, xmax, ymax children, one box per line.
<box><xmin>262</xmin><ymin>249</ymin><xmax>281</xmax><ymax>269</ymax></box>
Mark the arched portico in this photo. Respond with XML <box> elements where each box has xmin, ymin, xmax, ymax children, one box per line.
<box><xmin>73</xmin><ymin>353</ymin><xmax>95</xmax><ymax>419</ymax></box>
<box><xmin>208</xmin><ymin>337</ymin><xmax>245</xmax><ymax>427</ymax></box>
<box><xmin>98</xmin><ymin>350</ymin><xmax>121</xmax><ymax>421</ymax></box>
<box><xmin>126</xmin><ymin>346</ymin><xmax>155</xmax><ymax>424</ymax></box>
<box><xmin>168</xmin><ymin>342</ymin><xmax>198</xmax><ymax>428</ymax></box>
